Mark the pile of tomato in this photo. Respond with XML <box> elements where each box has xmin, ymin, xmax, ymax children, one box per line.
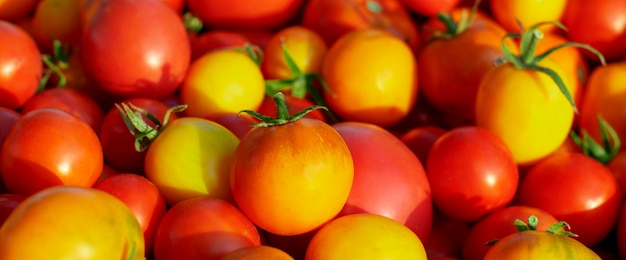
<box><xmin>1</xmin><ymin>0</ymin><xmax>626</xmax><ymax>259</ymax></box>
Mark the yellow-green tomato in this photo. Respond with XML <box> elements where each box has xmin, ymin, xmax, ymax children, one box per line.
<box><xmin>144</xmin><ymin>117</ymin><xmax>239</xmax><ymax>205</ymax></box>
<box><xmin>484</xmin><ymin>230</ymin><xmax>601</xmax><ymax>259</ymax></box>
<box><xmin>305</xmin><ymin>213</ymin><xmax>427</xmax><ymax>260</ymax></box>
<box><xmin>180</xmin><ymin>49</ymin><xmax>265</xmax><ymax>119</ymax></box>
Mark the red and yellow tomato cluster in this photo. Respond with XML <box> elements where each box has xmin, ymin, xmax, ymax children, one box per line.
<box><xmin>1</xmin><ymin>0</ymin><xmax>626</xmax><ymax>259</ymax></box>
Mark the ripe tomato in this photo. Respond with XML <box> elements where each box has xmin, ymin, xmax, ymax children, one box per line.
<box><xmin>578</xmin><ymin>61</ymin><xmax>626</xmax><ymax>146</ymax></box>
<box><xmin>0</xmin><ymin>0</ymin><xmax>39</xmax><ymax>21</ymax></box>
<box><xmin>332</xmin><ymin>122</ymin><xmax>433</xmax><ymax>240</ymax></box>
<box><xmin>489</xmin><ymin>0</ymin><xmax>567</xmax><ymax>33</ymax></box>
<box><xmin>153</xmin><ymin>197</ymin><xmax>261</xmax><ymax>260</ymax></box>
<box><xmin>321</xmin><ymin>28</ymin><xmax>418</xmax><ymax>127</ymax></box>
<box><xmin>400</xmin><ymin>0</ymin><xmax>460</xmax><ymax>17</ymax></box>
<box><xmin>30</xmin><ymin>0</ymin><xmax>82</xmax><ymax>51</ymax></box>
<box><xmin>256</xmin><ymin>94</ymin><xmax>326</xmax><ymax>122</ymax></box>
<box><xmin>222</xmin><ymin>245</ymin><xmax>294</xmax><ymax>260</ymax></box>
<box><xmin>0</xmin><ymin>107</ymin><xmax>20</xmax><ymax>146</ymax></box>
<box><xmin>209</xmin><ymin>113</ymin><xmax>256</xmax><ymax>140</ymax></box>
<box><xmin>21</xmin><ymin>88</ymin><xmax>104</xmax><ymax>131</ymax></box>
<box><xmin>423</xmin><ymin>210</ymin><xmax>471</xmax><ymax>259</ymax></box>
<box><xmin>608</xmin><ymin>151</ymin><xmax>626</xmax><ymax>200</ymax></box>
<box><xmin>180</xmin><ymin>49</ymin><xmax>265</xmax><ymax>119</ymax></box>
<box><xmin>0</xmin><ymin>108</ymin><xmax>103</xmax><ymax>195</ymax></box>
<box><xmin>517</xmin><ymin>152</ymin><xmax>622</xmax><ymax>246</ymax></box>
<box><xmin>399</xmin><ymin>126</ymin><xmax>446</xmax><ymax>165</ymax></box>
<box><xmin>0</xmin><ymin>186</ymin><xmax>144</xmax><ymax>260</ymax></box>
<box><xmin>0</xmin><ymin>193</ymin><xmax>26</xmax><ymax>226</ymax></box>
<box><xmin>189</xmin><ymin>30</ymin><xmax>249</xmax><ymax>61</ymax></box>
<box><xmin>0</xmin><ymin>20</ymin><xmax>41</xmax><ymax>109</ymax></box>
<box><xmin>305</xmin><ymin>213</ymin><xmax>427</xmax><ymax>260</ymax></box>
<box><xmin>81</xmin><ymin>0</ymin><xmax>190</xmax><ymax>99</ymax></box>
<box><xmin>461</xmin><ymin>206</ymin><xmax>558</xmax><ymax>260</ymax></box>
<box><xmin>230</xmin><ymin>98</ymin><xmax>354</xmax><ymax>236</ymax></box>
<box><xmin>95</xmin><ymin>173</ymin><xmax>167</xmax><ymax>254</ymax></box>
<box><xmin>617</xmin><ymin>203</ymin><xmax>626</xmax><ymax>259</ymax></box>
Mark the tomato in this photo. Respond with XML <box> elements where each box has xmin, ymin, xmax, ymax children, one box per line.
<box><xmin>81</xmin><ymin>0</ymin><xmax>190</xmax><ymax>99</ymax></box>
<box><xmin>95</xmin><ymin>173</ymin><xmax>167</xmax><ymax>254</ymax></box>
<box><xmin>578</xmin><ymin>61</ymin><xmax>626</xmax><ymax>146</ymax></box>
<box><xmin>517</xmin><ymin>152</ymin><xmax>622</xmax><ymax>246</ymax></box>
<box><xmin>301</xmin><ymin>0</ymin><xmax>420</xmax><ymax>52</ymax></box>
<box><xmin>189</xmin><ymin>30</ymin><xmax>249</xmax><ymax>61</ymax></box>
<box><xmin>305</xmin><ymin>213</ymin><xmax>427</xmax><ymax>260</ymax></box>
<box><xmin>0</xmin><ymin>108</ymin><xmax>103</xmax><ymax>195</ymax></box>
<box><xmin>31</xmin><ymin>0</ymin><xmax>82</xmax><ymax>51</ymax></box>
<box><xmin>0</xmin><ymin>193</ymin><xmax>26</xmax><ymax>226</ymax></box>
<box><xmin>230</xmin><ymin>97</ymin><xmax>354</xmax><ymax>236</ymax></box>
<box><xmin>400</xmin><ymin>0</ymin><xmax>460</xmax><ymax>17</ymax></box>
<box><xmin>484</xmin><ymin>230</ymin><xmax>600</xmax><ymax>259</ymax></box>
<box><xmin>0</xmin><ymin>186</ymin><xmax>144</xmax><ymax>260</ymax></box>
<box><xmin>423</xmin><ymin>210</ymin><xmax>471</xmax><ymax>259</ymax></box>
<box><xmin>0</xmin><ymin>20</ymin><xmax>42</xmax><ymax>110</ymax></box>
<box><xmin>186</xmin><ymin>0</ymin><xmax>304</xmax><ymax>31</ymax></box>
<box><xmin>159</xmin><ymin>0</ymin><xmax>184</xmax><ymax>12</ymax></box>
<box><xmin>321</xmin><ymin>28</ymin><xmax>418</xmax><ymax>127</ymax></box>
<box><xmin>221</xmin><ymin>245</ymin><xmax>294</xmax><ymax>260</ymax></box>
<box><xmin>180</xmin><ymin>49</ymin><xmax>265</xmax><ymax>120</ymax></box>
<box><xmin>256</xmin><ymin>94</ymin><xmax>326</xmax><ymax>122</ymax></box>
<box><xmin>0</xmin><ymin>0</ymin><xmax>39</xmax><ymax>21</ymax></box>
<box><xmin>0</xmin><ymin>107</ymin><xmax>20</xmax><ymax>147</ymax></box>
<box><xmin>608</xmin><ymin>151</ymin><xmax>626</xmax><ymax>200</ymax></box>
<box><xmin>489</xmin><ymin>0</ymin><xmax>567</xmax><ymax>33</ymax></box>
<box><xmin>332</xmin><ymin>122</ymin><xmax>433</xmax><ymax>240</ymax></box>
<box><xmin>562</xmin><ymin>0</ymin><xmax>626</xmax><ymax>62</ymax></box>
<box><xmin>264</xmin><ymin>231</ymin><xmax>316</xmax><ymax>260</ymax></box>
<box><xmin>99</xmin><ymin>98</ymin><xmax>176</xmax><ymax>174</ymax></box>
<box><xmin>209</xmin><ymin>113</ymin><xmax>256</xmax><ymax>140</ymax></box>
<box><xmin>617</xmin><ymin>202</ymin><xmax>626</xmax><ymax>259</ymax></box>
<box><xmin>399</xmin><ymin>126</ymin><xmax>446</xmax><ymax>165</ymax></box>
<box><xmin>21</xmin><ymin>88</ymin><xmax>104</xmax><ymax>131</ymax></box>
<box><xmin>461</xmin><ymin>206</ymin><xmax>558</xmax><ymax>260</ymax></box>
<box><xmin>418</xmin><ymin>8</ymin><xmax>515</xmax><ymax>125</ymax></box>
<box><xmin>153</xmin><ymin>197</ymin><xmax>261</xmax><ymax>260</ymax></box>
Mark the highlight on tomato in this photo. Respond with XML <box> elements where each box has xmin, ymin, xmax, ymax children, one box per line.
<box><xmin>489</xmin><ymin>0</ymin><xmax>568</xmax><ymax>33</ymax></box>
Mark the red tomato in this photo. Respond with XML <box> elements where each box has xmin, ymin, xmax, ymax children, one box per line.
<box><xmin>0</xmin><ymin>0</ymin><xmax>39</xmax><ymax>21</ymax></box>
<box><xmin>186</xmin><ymin>0</ymin><xmax>304</xmax><ymax>31</ymax></box>
<box><xmin>617</xmin><ymin>202</ymin><xmax>626</xmax><ymax>259</ymax></box>
<box><xmin>95</xmin><ymin>173</ymin><xmax>167</xmax><ymax>254</ymax></box>
<box><xmin>0</xmin><ymin>108</ymin><xmax>20</xmax><ymax>147</ymax></box>
<box><xmin>426</xmin><ymin>126</ymin><xmax>519</xmax><ymax>222</ymax></box>
<box><xmin>517</xmin><ymin>152</ymin><xmax>622</xmax><ymax>246</ymax></box>
<box><xmin>30</xmin><ymin>0</ymin><xmax>82</xmax><ymax>51</ymax></box>
<box><xmin>99</xmin><ymin>97</ymin><xmax>176</xmax><ymax>174</ymax></box>
<box><xmin>399</xmin><ymin>126</ymin><xmax>447</xmax><ymax>165</ymax></box>
<box><xmin>0</xmin><ymin>193</ymin><xmax>26</xmax><ymax>226</ymax></box>
<box><xmin>81</xmin><ymin>0</ymin><xmax>190</xmax><ymax>99</ymax></box>
<box><xmin>0</xmin><ymin>108</ymin><xmax>103</xmax><ymax>195</ymax></box>
<box><xmin>423</xmin><ymin>210</ymin><xmax>471</xmax><ymax>259</ymax></box>
<box><xmin>159</xmin><ymin>0</ymin><xmax>184</xmax><ymax>12</ymax></box>
<box><xmin>0</xmin><ymin>21</ymin><xmax>41</xmax><ymax>109</ymax></box>
<box><xmin>607</xmin><ymin>151</ymin><xmax>626</xmax><ymax>200</ymax></box>
<box><xmin>221</xmin><ymin>245</ymin><xmax>294</xmax><ymax>260</ymax></box>
<box><xmin>256</xmin><ymin>95</ymin><xmax>326</xmax><ymax>122</ymax></box>
<box><xmin>189</xmin><ymin>30</ymin><xmax>249</xmax><ymax>61</ymax></box>
<box><xmin>562</xmin><ymin>0</ymin><xmax>626</xmax><ymax>62</ymax></box>
<box><xmin>21</xmin><ymin>88</ymin><xmax>104</xmax><ymax>131</ymax></box>
<box><xmin>400</xmin><ymin>0</ymin><xmax>461</xmax><ymax>17</ymax></box>
<box><xmin>461</xmin><ymin>205</ymin><xmax>559</xmax><ymax>260</ymax></box>
<box><xmin>332</xmin><ymin>121</ymin><xmax>433</xmax><ymax>241</ymax></box>
<box><xmin>209</xmin><ymin>113</ymin><xmax>255</xmax><ymax>140</ymax></box>
<box><xmin>153</xmin><ymin>197</ymin><xmax>262</xmax><ymax>260</ymax></box>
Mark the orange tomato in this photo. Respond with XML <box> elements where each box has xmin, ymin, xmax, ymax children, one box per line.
<box><xmin>489</xmin><ymin>0</ymin><xmax>568</xmax><ymax>33</ymax></box>
<box><xmin>222</xmin><ymin>245</ymin><xmax>294</xmax><ymax>260</ymax></box>
<box><xmin>321</xmin><ymin>28</ymin><xmax>418</xmax><ymax>127</ymax></box>
<box><xmin>31</xmin><ymin>0</ymin><xmax>82</xmax><ymax>51</ymax></box>
<box><xmin>0</xmin><ymin>0</ymin><xmax>39</xmax><ymax>21</ymax></box>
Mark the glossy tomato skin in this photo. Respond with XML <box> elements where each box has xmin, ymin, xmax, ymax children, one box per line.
<box><xmin>221</xmin><ymin>245</ymin><xmax>294</xmax><ymax>260</ymax></box>
<box><xmin>95</xmin><ymin>173</ymin><xmax>167</xmax><ymax>254</ymax></box>
<box><xmin>153</xmin><ymin>197</ymin><xmax>262</xmax><ymax>260</ymax></box>
<box><xmin>231</xmin><ymin>118</ymin><xmax>354</xmax><ymax>236</ymax></box>
<box><xmin>490</xmin><ymin>0</ymin><xmax>567</xmax><ymax>33</ymax></box>
<box><xmin>399</xmin><ymin>126</ymin><xmax>446</xmax><ymax>165</ymax></box>
<box><xmin>187</xmin><ymin>0</ymin><xmax>304</xmax><ymax>31</ymax></box>
<box><xmin>21</xmin><ymin>88</ymin><xmax>104</xmax><ymax>131</ymax></box>
<box><xmin>145</xmin><ymin>117</ymin><xmax>240</xmax><ymax>206</ymax></box>
<box><xmin>608</xmin><ymin>151</ymin><xmax>626</xmax><ymax>200</ymax></box>
<box><xmin>0</xmin><ymin>108</ymin><xmax>20</xmax><ymax>146</ymax></box>
<box><xmin>517</xmin><ymin>152</ymin><xmax>622</xmax><ymax>247</ymax></box>
<box><xmin>484</xmin><ymin>229</ymin><xmax>600</xmax><ymax>259</ymax></box>
<box><xmin>81</xmin><ymin>0</ymin><xmax>190</xmax><ymax>99</ymax></box>
<box><xmin>0</xmin><ymin>21</ymin><xmax>41</xmax><ymax>109</ymax></box>
<box><xmin>305</xmin><ymin>213</ymin><xmax>428</xmax><ymax>260</ymax></box>
<box><xmin>332</xmin><ymin>122</ymin><xmax>433</xmax><ymax>241</ymax></box>
<box><xmin>261</xmin><ymin>26</ymin><xmax>328</xmax><ymax>79</ymax></box>
<box><xmin>426</xmin><ymin>126</ymin><xmax>519</xmax><ymax>222</ymax></box>
<box><xmin>0</xmin><ymin>186</ymin><xmax>145</xmax><ymax>260</ymax></box>
<box><xmin>0</xmin><ymin>108</ymin><xmax>103</xmax><ymax>195</ymax></box>
<box><xmin>189</xmin><ymin>30</ymin><xmax>249</xmax><ymax>61</ymax></box>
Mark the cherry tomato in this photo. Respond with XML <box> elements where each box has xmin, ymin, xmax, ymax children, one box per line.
<box><xmin>21</xmin><ymin>88</ymin><xmax>104</xmax><ymax>131</ymax></box>
<box><xmin>0</xmin><ymin>107</ymin><xmax>20</xmax><ymax>147</ymax></box>
<box><xmin>305</xmin><ymin>213</ymin><xmax>427</xmax><ymax>260</ymax></box>
<box><xmin>423</xmin><ymin>210</ymin><xmax>471</xmax><ymax>259</ymax></box>
<box><xmin>607</xmin><ymin>151</ymin><xmax>626</xmax><ymax>200</ymax></box>
<box><xmin>489</xmin><ymin>0</ymin><xmax>567</xmax><ymax>33</ymax></box>
<box><xmin>256</xmin><ymin>94</ymin><xmax>326</xmax><ymax>122</ymax></box>
<box><xmin>0</xmin><ymin>108</ymin><xmax>103</xmax><ymax>195</ymax></box>
<box><xmin>0</xmin><ymin>20</ymin><xmax>41</xmax><ymax>109</ymax></box>
<box><xmin>209</xmin><ymin>113</ymin><xmax>256</xmax><ymax>140</ymax></box>
<box><xmin>221</xmin><ymin>245</ymin><xmax>294</xmax><ymax>260</ymax></box>
<box><xmin>189</xmin><ymin>30</ymin><xmax>249</xmax><ymax>61</ymax></box>
<box><xmin>153</xmin><ymin>197</ymin><xmax>261</xmax><ymax>260</ymax></box>
<box><xmin>30</xmin><ymin>0</ymin><xmax>82</xmax><ymax>51</ymax></box>
<box><xmin>0</xmin><ymin>186</ymin><xmax>144</xmax><ymax>260</ymax></box>
<box><xmin>0</xmin><ymin>0</ymin><xmax>39</xmax><ymax>21</ymax></box>
<box><xmin>399</xmin><ymin>126</ymin><xmax>446</xmax><ymax>165</ymax></box>
<box><xmin>400</xmin><ymin>0</ymin><xmax>461</xmax><ymax>17</ymax></box>
<box><xmin>426</xmin><ymin>126</ymin><xmax>519</xmax><ymax>222</ymax></box>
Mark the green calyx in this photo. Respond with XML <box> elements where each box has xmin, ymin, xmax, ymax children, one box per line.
<box><xmin>430</xmin><ymin>0</ymin><xmax>481</xmax><ymax>40</ymax></box>
<box><xmin>239</xmin><ymin>92</ymin><xmax>328</xmax><ymax>127</ymax></box>
<box><xmin>115</xmin><ymin>102</ymin><xmax>187</xmax><ymax>152</ymax></box>
<box><xmin>514</xmin><ymin>215</ymin><xmax>578</xmax><ymax>237</ymax></box>
<box><xmin>570</xmin><ymin>115</ymin><xmax>621</xmax><ymax>164</ymax></box>
<box><xmin>39</xmin><ymin>39</ymin><xmax>70</xmax><ymax>92</ymax></box>
<box><xmin>183</xmin><ymin>12</ymin><xmax>203</xmax><ymax>34</ymax></box>
<box><xmin>494</xmin><ymin>21</ymin><xmax>606</xmax><ymax>114</ymax></box>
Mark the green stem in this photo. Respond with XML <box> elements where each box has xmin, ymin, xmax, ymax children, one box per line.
<box><xmin>115</xmin><ymin>103</ymin><xmax>187</xmax><ymax>152</ymax></box>
<box><xmin>239</xmin><ymin>92</ymin><xmax>328</xmax><ymax>127</ymax></box>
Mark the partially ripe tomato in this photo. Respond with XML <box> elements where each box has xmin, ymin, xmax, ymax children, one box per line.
<box><xmin>0</xmin><ymin>21</ymin><xmax>41</xmax><ymax>109</ymax></box>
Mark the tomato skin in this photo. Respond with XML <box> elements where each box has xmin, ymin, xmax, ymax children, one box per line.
<box><xmin>261</xmin><ymin>26</ymin><xmax>328</xmax><ymax>79</ymax></box>
<box><xmin>426</xmin><ymin>126</ymin><xmax>519</xmax><ymax>222</ymax></box>
<box><xmin>517</xmin><ymin>152</ymin><xmax>622</xmax><ymax>246</ymax></box>
<box><xmin>617</xmin><ymin>202</ymin><xmax>626</xmax><ymax>259</ymax></box>
<box><xmin>0</xmin><ymin>21</ymin><xmax>42</xmax><ymax>110</ymax></box>
<box><xmin>305</xmin><ymin>213</ymin><xmax>428</xmax><ymax>260</ymax></box>
<box><xmin>153</xmin><ymin>197</ymin><xmax>262</xmax><ymax>260</ymax></box>
<box><xmin>490</xmin><ymin>0</ymin><xmax>567</xmax><ymax>34</ymax></box>
<box><xmin>256</xmin><ymin>95</ymin><xmax>326</xmax><ymax>123</ymax></box>
<box><xmin>31</xmin><ymin>0</ymin><xmax>82</xmax><ymax>51</ymax></box>
<box><xmin>322</xmin><ymin>28</ymin><xmax>418</xmax><ymax>127</ymax></box>
<box><xmin>231</xmin><ymin>118</ymin><xmax>354</xmax><ymax>236</ymax></box>
<box><xmin>0</xmin><ymin>108</ymin><xmax>103</xmax><ymax>195</ymax></box>
<box><xmin>0</xmin><ymin>108</ymin><xmax>20</xmax><ymax>147</ymax></box>
<box><xmin>0</xmin><ymin>193</ymin><xmax>26</xmax><ymax>226</ymax></box>
<box><xmin>81</xmin><ymin>0</ymin><xmax>190</xmax><ymax>99</ymax></box>
<box><xmin>0</xmin><ymin>186</ymin><xmax>145</xmax><ymax>260</ymax></box>
<box><xmin>95</xmin><ymin>173</ymin><xmax>167</xmax><ymax>254</ymax></box>
<box><xmin>607</xmin><ymin>151</ymin><xmax>626</xmax><ymax>200</ymax></box>
<box><xmin>400</xmin><ymin>0</ymin><xmax>460</xmax><ymax>17</ymax></box>
<box><xmin>189</xmin><ymin>30</ymin><xmax>249</xmax><ymax>61</ymax></box>
<box><xmin>145</xmin><ymin>117</ymin><xmax>240</xmax><ymax>206</ymax></box>
<box><xmin>332</xmin><ymin>122</ymin><xmax>433</xmax><ymax>241</ymax></box>
<box><xmin>0</xmin><ymin>0</ymin><xmax>39</xmax><ymax>21</ymax></box>
<box><xmin>399</xmin><ymin>126</ymin><xmax>446</xmax><ymax>165</ymax></box>
<box><xmin>221</xmin><ymin>245</ymin><xmax>294</xmax><ymax>260</ymax></box>
<box><xmin>423</xmin><ymin>210</ymin><xmax>471</xmax><ymax>259</ymax></box>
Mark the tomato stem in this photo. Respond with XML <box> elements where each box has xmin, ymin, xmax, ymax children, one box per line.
<box><xmin>115</xmin><ymin>103</ymin><xmax>187</xmax><ymax>152</ymax></box>
<box><xmin>240</xmin><ymin>92</ymin><xmax>328</xmax><ymax>127</ymax></box>
<box><xmin>514</xmin><ymin>215</ymin><xmax>578</xmax><ymax>237</ymax></box>
<box><xmin>38</xmin><ymin>40</ymin><xmax>71</xmax><ymax>92</ymax></box>
<box><xmin>570</xmin><ymin>115</ymin><xmax>620</xmax><ymax>164</ymax></box>
<box><xmin>430</xmin><ymin>0</ymin><xmax>481</xmax><ymax>40</ymax></box>
<box><xmin>183</xmin><ymin>12</ymin><xmax>203</xmax><ymax>33</ymax></box>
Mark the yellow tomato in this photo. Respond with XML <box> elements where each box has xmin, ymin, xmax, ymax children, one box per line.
<box><xmin>475</xmin><ymin>58</ymin><xmax>575</xmax><ymax>165</ymax></box>
<box><xmin>222</xmin><ymin>245</ymin><xmax>295</xmax><ymax>260</ymax></box>
<box><xmin>490</xmin><ymin>0</ymin><xmax>568</xmax><ymax>33</ymax></box>
<box><xmin>305</xmin><ymin>213</ymin><xmax>427</xmax><ymax>260</ymax></box>
<box><xmin>0</xmin><ymin>186</ymin><xmax>144</xmax><ymax>260</ymax></box>
<box><xmin>180</xmin><ymin>49</ymin><xmax>265</xmax><ymax>119</ymax></box>
<box><xmin>145</xmin><ymin>117</ymin><xmax>240</xmax><ymax>205</ymax></box>
<box><xmin>321</xmin><ymin>28</ymin><xmax>418</xmax><ymax>127</ymax></box>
